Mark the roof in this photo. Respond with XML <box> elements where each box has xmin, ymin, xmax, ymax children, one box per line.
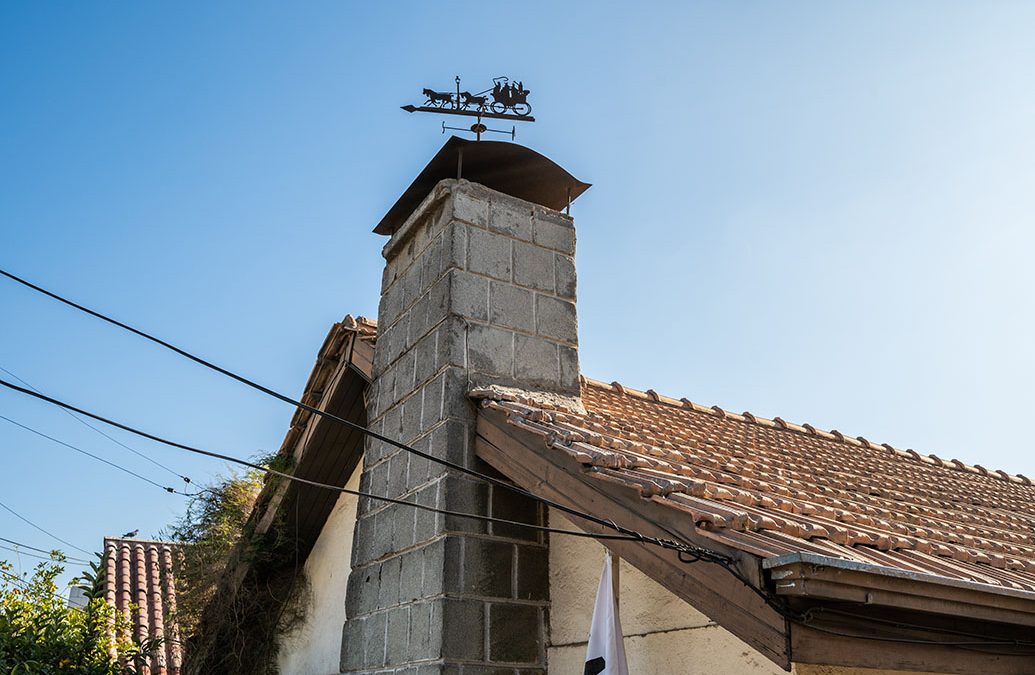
<box><xmin>374</xmin><ymin>137</ymin><xmax>591</xmax><ymax>235</ymax></box>
<box><xmin>104</xmin><ymin>536</ymin><xmax>182</xmax><ymax>675</ymax></box>
<box><xmin>183</xmin><ymin>316</ymin><xmax>374</xmax><ymax>674</ymax></box>
<box><xmin>476</xmin><ymin>378</ymin><xmax>1035</xmax><ymax>592</ymax></box>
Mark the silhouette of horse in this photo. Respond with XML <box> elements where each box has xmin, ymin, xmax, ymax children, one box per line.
<box><xmin>460</xmin><ymin>91</ymin><xmax>487</xmax><ymax>109</ymax></box>
<box><xmin>423</xmin><ymin>88</ymin><xmax>453</xmax><ymax>106</ymax></box>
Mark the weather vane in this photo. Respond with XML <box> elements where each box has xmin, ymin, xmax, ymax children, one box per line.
<box><xmin>401</xmin><ymin>76</ymin><xmax>534</xmax><ymax>141</ymax></box>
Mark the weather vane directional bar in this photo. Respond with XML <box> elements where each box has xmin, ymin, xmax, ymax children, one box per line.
<box><xmin>402</xmin><ymin>76</ymin><xmax>534</xmax><ymax>140</ymax></box>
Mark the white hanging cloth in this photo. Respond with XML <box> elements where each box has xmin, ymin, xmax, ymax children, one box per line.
<box><xmin>584</xmin><ymin>551</ymin><xmax>630</xmax><ymax>675</ymax></box>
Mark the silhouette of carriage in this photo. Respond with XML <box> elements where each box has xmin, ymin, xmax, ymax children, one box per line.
<box><xmin>490</xmin><ymin>79</ymin><xmax>531</xmax><ymax>116</ymax></box>
<box><xmin>420</xmin><ymin>78</ymin><xmax>532</xmax><ymax>117</ymax></box>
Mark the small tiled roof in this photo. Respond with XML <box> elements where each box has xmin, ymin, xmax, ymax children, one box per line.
<box><xmin>476</xmin><ymin>378</ymin><xmax>1035</xmax><ymax>593</ymax></box>
<box><xmin>104</xmin><ymin>537</ymin><xmax>182</xmax><ymax>675</ymax></box>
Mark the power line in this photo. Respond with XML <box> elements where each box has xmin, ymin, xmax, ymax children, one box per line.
<box><xmin>0</xmin><ymin>365</ymin><xmax>193</xmax><ymax>486</ymax></box>
<box><xmin>0</xmin><ymin>268</ymin><xmax>680</xmax><ymax>546</ymax></box>
<box><xmin>0</xmin><ymin>498</ymin><xmax>94</xmax><ymax>556</ymax></box>
<box><xmin>0</xmin><ymin>378</ymin><xmax>645</xmax><ymax>543</ymax></box>
<box><xmin>0</xmin><ymin>413</ymin><xmax>189</xmax><ymax>496</ymax></box>
<box><xmin>0</xmin><ymin>543</ymin><xmax>89</xmax><ymax>566</ymax></box>
<box><xmin>4</xmin><ymin>269</ymin><xmax>1033</xmax><ymax>653</ymax></box>
<box><xmin>0</xmin><ymin>536</ymin><xmax>91</xmax><ymax>563</ymax></box>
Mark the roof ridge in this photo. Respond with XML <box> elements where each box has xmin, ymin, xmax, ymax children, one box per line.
<box><xmin>579</xmin><ymin>376</ymin><xmax>1032</xmax><ymax>488</ymax></box>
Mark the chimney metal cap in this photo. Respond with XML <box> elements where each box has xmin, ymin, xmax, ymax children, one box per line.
<box><xmin>374</xmin><ymin>136</ymin><xmax>591</xmax><ymax>235</ymax></box>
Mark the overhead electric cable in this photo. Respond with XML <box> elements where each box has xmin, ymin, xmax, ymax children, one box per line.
<box><xmin>0</xmin><ymin>365</ymin><xmax>193</xmax><ymax>485</ymax></box>
<box><xmin>0</xmin><ymin>378</ymin><xmax>644</xmax><ymax>543</ymax></box>
<box><xmin>0</xmin><ymin>268</ymin><xmax>688</xmax><ymax>546</ymax></box>
<box><xmin>0</xmin><ymin>498</ymin><xmax>93</xmax><ymax>556</ymax></box>
<box><xmin>6</xmin><ymin>271</ymin><xmax>1033</xmax><ymax>653</ymax></box>
<box><xmin>0</xmin><ymin>536</ymin><xmax>91</xmax><ymax>563</ymax></box>
<box><xmin>0</xmin><ymin>543</ymin><xmax>88</xmax><ymax>566</ymax></box>
<box><xmin>0</xmin><ymin>414</ymin><xmax>188</xmax><ymax>495</ymax></box>
<box><xmin>0</xmin><ymin>269</ymin><xmax>604</xmax><ymax>517</ymax></box>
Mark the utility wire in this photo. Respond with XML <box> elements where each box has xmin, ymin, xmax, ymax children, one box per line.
<box><xmin>0</xmin><ymin>543</ymin><xmax>89</xmax><ymax>566</ymax></box>
<box><xmin>4</xmin><ymin>269</ymin><xmax>1032</xmax><ymax>652</ymax></box>
<box><xmin>0</xmin><ymin>498</ymin><xmax>94</xmax><ymax>556</ymax></box>
<box><xmin>0</xmin><ymin>365</ymin><xmax>193</xmax><ymax>486</ymax></box>
<box><xmin>0</xmin><ymin>536</ymin><xmax>91</xmax><ymax>563</ymax></box>
<box><xmin>0</xmin><ymin>414</ymin><xmax>189</xmax><ymax>496</ymax></box>
<box><xmin>0</xmin><ymin>268</ymin><xmax>697</xmax><ymax>550</ymax></box>
<box><xmin>0</xmin><ymin>378</ymin><xmax>643</xmax><ymax>543</ymax></box>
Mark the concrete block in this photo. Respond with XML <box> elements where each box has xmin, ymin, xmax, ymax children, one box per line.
<box><xmin>347</xmin><ymin>566</ymin><xmax>380</xmax><ymax>617</ymax></box>
<box><xmin>386</xmin><ymin>606</ymin><xmax>410</xmax><ymax>664</ymax></box>
<box><xmin>387</xmin><ymin>453</ymin><xmax>409</xmax><ymax>500</ymax></box>
<box><xmin>447</xmin><ymin>221</ymin><xmax>467</xmax><ymax>270</ymax></box>
<box><xmin>441</xmin><ymin>474</ymin><xmax>489</xmax><ymax>535</ymax></box>
<box><xmin>341</xmin><ymin>616</ymin><xmax>365</xmax><ymax>672</ymax></box>
<box><xmin>534</xmin><ymin>295</ymin><xmax>577</xmax><ymax>345</ymax></box>
<box><xmin>406</xmin><ymin>435</ymin><xmax>431</xmax><ymax>486</ymax></box>
<box><xmin>420</xmin><ymin>373</ymin><xmax>444</xmax><ymax>432</ymax></box>
<box><xmin>391</xmin><ymin>502</ymin><xmax>417</xmax><ymax>551</ymax></box>
<box><xmin>515</xmin><ymin>545</ymin><xmax>549</xmax><ymax>602</ymax></box>
<box><xmin>413</xmin><ymin>331</ymin><xmax>439</xmax><ymax>390</ymax></box>
<box><xmin>467</xmin><ymin>324</ymin><xmax>514</xmax><ymax>378</ymax></box>
<box><xmin>413</xmin><ymin>481</ymin><xmax>441</xmax><ymax>546</ymax></box>
<box><xmin>398</xmin><ymin>548</ymin><xmax>424</xmax><ymax>604</ymax></box>
<box><xmin>488</xmin><ymin>200</ymin><xmax>533</xmax><ymax>241</ymax></box>
<box><xmin>554</xmin><ymin>253</ymin><xmax>576</xmax><ymax>299</ymax></box>
<box><xmin>489</xmin><ymin>282</ymin><xmax>534</xmax><ymax>332</ymax></box>
<box><xmin>513</xmin><ymin>241</ymin><xmax>555</xmax><ymax>293</ymax></box>
<box><xmin>513</xmin><ymin>334</ymin><xmax>559</xmax><ymax>388</ymax></box>
<box><xmin>533</xmin><ymin>212</ymin><xmax>576</xmax><ymax>255</ymax></box>
<box><xmin>364</xmin><ymin>610</ymin><xmax>388</xmax><ymax>668</ymax></box>
<box><xmin>409</xmin><ymin>600</ymin><xmax>434</xmax><ymax>661</ymax></box>
<box><xmin>427</xmin><ymin>272</ymin><xmax>452</xmax><ymax>331</ymax></box>
<box><xmin>449</xmin><ymin>270</ymin><xmax>489</xmax><ymax>322</ymax></box>
<box><xmin>430</xmin><ymin>416</ymin><xmax>471</xmax><ymax>472</ymax></box>
<box><xmin>467</xmin><ymin>227</ymin><xmax>512</xmax><ymax>281</ymax></box>
<box><xmin>439</xmin><ymin>598</ymin><xmax>485</xmax><ymax>661</ymax></box>
<box><xmin>488</xmin><ymin>604</ymin><xmax>541</xmax><ymax>664</ymax></box>
<box><xmin>490</xmin><ymin>486</ymin><xmax>541</xmax><ymax>543</ymax></box>
<box><xmin>378</xmin><ymin>555</ymin><xmax>402</xmax><ymax>610</ymax></box>
<box><xmin>401</xmin><ymin>397</ymin><xmax>422</xmax><ymax>445</ymax></box>
<box><xmin>559</xmin><ymin>345</ymin><xmax>580</xmax><ymax>394</ymax></box>
<box><xmin>452</xmin><ymin>188</ymin><xmax>489</xmax><ymax>227</ymax></box>
<box><xmin>462</xmin><ymin>537</ymin><xmax>514</xmax><ymax>598</ymax></box>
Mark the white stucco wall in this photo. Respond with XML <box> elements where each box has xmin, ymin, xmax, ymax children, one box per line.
<box><xmin>549</xmin><ymin>510</ymin><xmax>950</xmax><ymax>675</ymax></box>
<box><xmin>277</xmin><ymin>463</ymin><xmax>362</xmax><ymax>675</ymax></box>
<box><xmin>549</xmin><ymin>510</ymin><xmax>788</xmax><ymax>675</ymax></box>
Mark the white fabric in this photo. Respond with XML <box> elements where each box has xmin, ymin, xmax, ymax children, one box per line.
<box><xmin>584</xmin><ymin>552</ymin><xmax>629</xmax><ymax>675</ymax></box>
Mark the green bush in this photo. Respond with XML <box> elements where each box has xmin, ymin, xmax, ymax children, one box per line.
<box><xmin>0</xmin><ymin>555</ymin><xmax>155</xmax><ymax>674</ymax></box>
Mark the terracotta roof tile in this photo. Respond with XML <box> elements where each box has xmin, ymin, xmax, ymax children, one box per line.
<box><xmin>478</xmin><ymin>378</ymin><xmax>1035</xmax><ymax>593</ymax></box>
<box><xmin>104</xmin><ymin>537</ymin><xmax>182</xmax><ymax>675</ymax></box>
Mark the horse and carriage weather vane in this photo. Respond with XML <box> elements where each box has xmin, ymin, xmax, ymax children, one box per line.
<box><xmin>402</xmin><ymin>76</ymin><xmax>534</xmax><ymax>140</ymax></box>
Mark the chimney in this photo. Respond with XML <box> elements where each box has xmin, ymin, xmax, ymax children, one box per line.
<box><xmin>342</xmin><ymin>139</ymin><xmax>589</xmax><ymax>673</ymax></box>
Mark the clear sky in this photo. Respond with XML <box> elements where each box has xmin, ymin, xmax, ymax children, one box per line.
<box><xmin>2</xmin><ymin>2</ymin><xmax>1035</xmax><ymax>588</ymax></box>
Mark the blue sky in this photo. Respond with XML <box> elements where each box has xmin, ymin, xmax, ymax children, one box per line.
<box><xmin>2</xmin><ymin>2</ymin><xmax>1035</xmax><ymax>588</ymax></box>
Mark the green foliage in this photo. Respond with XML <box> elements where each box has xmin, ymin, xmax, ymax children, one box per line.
<box><xmin>163</xmin><ymin>461</ymin><xmax>269</xmax><ymax>640</ymax></box>
<box><xmin>0</xmin><ymin>555</ymin><xmax>155</xmax><ymax>674</ymax></box>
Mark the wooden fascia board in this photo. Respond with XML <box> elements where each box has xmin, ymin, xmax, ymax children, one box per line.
<box><xmin>791</xmin><ymin>623</ymin><xmax>1034</xmax><ymax>675</ymax></box>
<box><xmin>769</xmin><ymin>559</ymin><xmax>1035</xmax><ymax>628</ymax></box>
<box><xmin>474</xmin><ymin>408</ymin><xmax>792</xmax><ymax>671</ymax></box>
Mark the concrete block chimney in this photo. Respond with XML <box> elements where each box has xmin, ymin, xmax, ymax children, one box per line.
<box><xmin>341</xmin><ymin>140</ymin><xmax>589</xmax><ymax>674</ymax></box>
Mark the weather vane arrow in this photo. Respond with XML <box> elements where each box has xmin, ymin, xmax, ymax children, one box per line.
<box><xmin>402</xmin><ymin>75</ymin><xmax>534</xmax><ymax>140</ymax></box>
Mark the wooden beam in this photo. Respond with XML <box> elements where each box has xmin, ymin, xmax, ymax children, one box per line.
<box><xmin>475</xmin><ymin>409</ymin><xmax>791</xmax><ymax>670</ymax></box>
<box><xmin>791</xmin><ymin>623</ymin><xmax>1035</xmax><ymax>675</ymax></box>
